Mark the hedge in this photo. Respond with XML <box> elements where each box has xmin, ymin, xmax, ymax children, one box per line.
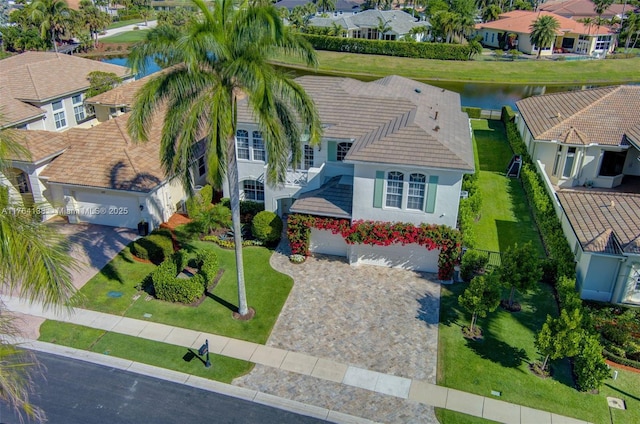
<box><xmin>220</xmin><ymin>198</ymin><xmax>265</xmax><ymax>223</ymax></box>
<box><xmin>462</xmin><ymin>107</ymin><xmax>482</xmax><ymax>119</ymax></box>
<box><xmin>130</xmin><ymin>229</ymin><xmax>174</xmax><ymax>264</ymax></box>
<box><xmin>300</xmin><ymin>34</ymin><xmax>471</xmax><ymax>60</ymax></box>
<box><xmin>251</xmin><ymin>210</ymin><xmax>283</xmax><ymax>245</ymax></box>
<box><xmin>152</xmin><ymin>249</ymin><xmax>219</xmax><ymax>304</ymax></box>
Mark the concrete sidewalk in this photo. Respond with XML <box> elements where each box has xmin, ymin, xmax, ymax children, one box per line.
<box><xmin>2</xmin><ymin>295</ymin><xmax>592</xmax><ymax>424</ymax></box>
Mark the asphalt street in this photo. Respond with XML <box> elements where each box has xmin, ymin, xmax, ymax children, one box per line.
<box><xmin>0</xmin><ymin>351</ymin><xmax>328</xmax><ymax>424</ymax></box>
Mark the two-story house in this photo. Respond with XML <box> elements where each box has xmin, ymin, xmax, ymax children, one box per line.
<box><xmin>0</xmin><ymin>52</ymin><xmax>132</xmax><ymax>216</ymax></box>
<box><xmin>232</xmin><ymin>75</ymin><xmax>474</xmax><ymax>271</ymax></box>
<box><xmin>516</xmin><ymin>85</ymin><xmax>640</xmax><ymax>305</ymax></box>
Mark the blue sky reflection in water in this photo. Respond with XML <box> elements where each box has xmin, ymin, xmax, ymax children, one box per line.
<box><xmin>102</xmin><ymin>56</ymin><xmax>614</xmax><ymax>111</ymax></box>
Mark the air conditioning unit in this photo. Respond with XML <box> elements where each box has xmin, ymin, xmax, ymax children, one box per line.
<box><xmin>460</xmin><ymin>190</ymin><xmax>469</xmax><ymax>199</ymax></box>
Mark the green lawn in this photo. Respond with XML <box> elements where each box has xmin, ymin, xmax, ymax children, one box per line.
<box><xmin>73</xmin><ymin>241</ymin><xmax>293</xmax><ymax>344</ymax></box>
<box><xmin>470</xmin><ymin>119</ymin><xmax>544</xmax><ymax>254</ymax></box>
<box><xmin>101</xmin><ymin>30</ymin><xmax>150</xmax><ymax>44</ymax></box>
<box><xmin>436</xmin><ymin>283</ymin><xmax>624</xmax><ymax>424</ymax></box>
<box><xmin>107</xmin><ymin>19</ymin><xmax>147</xmax><ymax>30</ymax></box>
<box><xmin>270</xmin><ymin>50</ymin><xmax>640</xmax><ymax>85</ymax></box>
<box><xmin>38</xmin><ymin>321</ymin><xmax>253</xmax><ymax>383</ymax></box>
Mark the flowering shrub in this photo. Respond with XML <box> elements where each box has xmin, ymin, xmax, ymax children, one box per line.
<box><xmin>202</xmin><ymin>235</ymin><xmax>263</xmax><ymax>249</ymax></box>
<box><xmin>289</xmin><ymin>254</ymin><xmax>305</xmax><ymax>264</ymax></box>
<box><xmin>287</xmin><ymin>214</ymin><xmax>461</xmax><ymax>280</ymax></box>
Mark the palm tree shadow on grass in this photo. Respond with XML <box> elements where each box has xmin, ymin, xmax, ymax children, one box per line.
<box><xmin>206</xmin><ymin>291</ymin><xmax>239</xmax><ymax>313</ymax></box>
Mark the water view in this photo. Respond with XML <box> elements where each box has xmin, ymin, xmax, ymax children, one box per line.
<box><xmin>102</xmin><ymin>56</ymin><xmax>621</xmax><ymax>110</ymax></box>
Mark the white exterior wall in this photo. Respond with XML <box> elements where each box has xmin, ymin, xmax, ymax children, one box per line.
<box><xmin>349</xmin><ymin>242</ymin><xmax>439</xmax><ymax>272</ymax></box>
<box><xmin>580</xmin><ymin>253</ymin><xmax>619</xmax><ymax>302</ymax></box>
<box><xmin>309</xmin><ymin>228</ymin><xmax>348</xmax><ymax>256</ymax></box>
<box><xmin>144</xmin><ymin>179</ymin><xmax>186</xmax><ymax>230</ymax></box>
<box><xmin>617</xmin><ymin>260</ymin><xmax>640</xmax><ymax>304</ymax></box>
<box><xmin>623</xmin><ymin>148</ymin><xmax>640</xmax><ymax>176</ymax></box>
<box><xmin>351</xmin><ymin>163</ymin><xmax>462</xmax><ymax>228</ymax></box>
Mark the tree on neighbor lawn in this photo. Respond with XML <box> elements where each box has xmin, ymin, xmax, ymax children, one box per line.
<box><xmin>29</xmin><ymin>0</ymin><xmax>72</xmax><ymax>52</ymax></box>
<box><xmin>574</xmin><ymin>334</ymin><xmax>610</xmax><ymax>392</ymax></box>
<box><xmin>458</xmin><ymin>275</ymin><xmax>501</xmax><ymax>335</ymax></box>
<box><xmin>534</xmin><ymin>308</ymin><xmax>583</xmax><ymax>374</ymax></box>
<box><xmin>529</xmin><ymin>15</ymin><xmax>560</xmax><ymax>58</ymax></box>
<box><xmin>0</xmin><ymin>117</ymin><xmax>78</xmax><ymax>422</ymax></box>
<box><xmin>498</xmin><ymin>242</ymin><xmax>542</xmax><ymax>310</ymax></box>
<box><xmin>127</xmin><ymin>0</ymin><xmax>322</xmax><ymax>318</ymax></box>
<box><xmin>593</xmin><ymin>0</ymin><xmax>614</xmax><ymax>22</ymax></box>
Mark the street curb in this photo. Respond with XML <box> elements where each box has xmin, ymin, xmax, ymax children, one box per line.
<box><xmin>17</xmin><ymin>339</ymin><xmax>378</xmax><ymax>424</ymax></box>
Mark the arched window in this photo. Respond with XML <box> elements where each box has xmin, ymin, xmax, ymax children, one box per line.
<box><xmin>252</xmin><ymin>131</ymin><xmax>265</xmax><ymax>161</ymax></box>
<box><xmin>386</xmin><ymin>171</ymin><xmax>403</xmax><ymax>208</ymax></box>
<box><xmin>236</xmin><ymin>130</ymin><xmax>249</xmax><ymax>160</ymax></box>
<box><xmin>242</xmin><ymin>180</ymin><xmax>264</xmax><ymax>202</ymax></box>
<box><xmin>407</xmin><ymin>173</ymin><xmax>426</xmax><ymax>210</ymax></box>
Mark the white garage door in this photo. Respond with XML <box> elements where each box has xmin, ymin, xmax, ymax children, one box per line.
<box><xmin>352</xmin><ymin>243</ymin><xmax>439</xmax><ymax>273</ymax></box>
<box><xmin>309</xmin><ymin>228</ymin><xmax>348</xmax><ymax>257</ymax></box>
<box><xmin>73</xmin><ymin>191</ymin><xmax>140</xmax><ymax>228</ymax></box>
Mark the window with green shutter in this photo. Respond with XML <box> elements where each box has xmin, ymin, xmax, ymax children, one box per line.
<box><xmin>327</xmin><ymin>141</ymin><xmax>337</xmax><ymax>162</ymax></box>
<box><xmin>373</xmin><ymin>171</ymin><xmax>384</xmax><ymax>208</ymax></box>
<box><xmin>425</xmin><ymin>175</ymin><xmax>438</xmax><ymax>213</ymax></box>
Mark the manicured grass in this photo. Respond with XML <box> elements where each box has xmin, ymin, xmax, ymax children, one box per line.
<box><xmin>38</xmin><ymin>321</ymin><xmax>253</xmax><ymax>383</ymax></box>
<box><xmin>435</xmin><ymin>410</ymin><xmax>499</xmax><ymax>424</ymax></box>
<box><xmin>270</xmin><ymin>50</ymin><xmax>640</xmax><ymax>84</ymax></box>
<box><xmin>471</xmin><ymin>119</ymin><xmax>544</xmax><ymax>254</ymax></box>
<box><xmin>75</xmin><ymin>241</ymin><xmax>293</xmax><ymax>344</ymax></box>
<box><xmin>101</xmin><ymin>30</ymin><xmax>150</xmax><ymax>44</ymax></box>
<box><xmin>107</xmin><ymin>19</ymin><xmax>146</xmax><ymax>30</ymax></box>
<box><xmin>437</xmin><ymin>283</ymin><xmax>613</xmax><ymax>423</ymax></box>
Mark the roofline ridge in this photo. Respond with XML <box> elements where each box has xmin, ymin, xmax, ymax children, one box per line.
<box><xmin>25</xmin><ymin>65</ymin><xmax>42</xmax><ymax>100</ymax></box>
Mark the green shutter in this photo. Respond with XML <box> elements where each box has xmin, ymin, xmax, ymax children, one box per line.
<box><xmin>425</xmin><ymin>175</ymin><xmax>438</xmax><ymax>213</ymax></box>
<box><xmin>373</xmin><ymin>171</ymin><xmax>384</xmax><ymax>208</ymax></box>
<box><xmin>327</xmin><ymin>141</ymin><xmax>337</xmax><ymax>162</ymax></box>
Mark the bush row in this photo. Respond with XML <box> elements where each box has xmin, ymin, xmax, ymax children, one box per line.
<box><xmin>462</xmin><ymin>107</ymin><xmax>482</xmax><ymax>119</ymax></box>
<box><xmin>131</xmin><ymin>229</ymin><xmax>174</xmax><ymax>264</ymax></box>
<box><xmin>220</xmin><ymin>198</ymin><xmax>265</xmax><ymax>223</ymax></box>
<box><xmin>300</xmin><ymin>34</ymin><xmax>471</xmax><ymax>60</ymax></box>
<box><xmin>458</xmin><ymin>126</ymin><xmax>482</xmax><ymax>248</ymax></box>
<box><xmin>152</xmin><ymin>249</ymin><xmax>219</xmax><ymax>304</ymax></box>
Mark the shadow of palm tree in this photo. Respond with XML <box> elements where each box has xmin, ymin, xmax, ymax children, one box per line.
<box><xmin>205</xmin><ymin>291</ymin><xmax>238</xmax><ymax>313</ymax></box>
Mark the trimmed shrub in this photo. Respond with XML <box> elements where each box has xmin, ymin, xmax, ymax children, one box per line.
<box><xmin>220</xmin><ymin>198</ymin><xmax>265</xmax><ymax>223</ymax></box>
<box><xmin>460</xmin><ymin>250</ymin><xmax>489</xmax><ymax>282</ymax></box>
<box><xmin>186</xmin><ymin>184</ymin><xmax>213</xmax><ymax>218</ymax></box>
<box><xmin>300</xmin><ymin>34</ymin><xmax>471</xmax><ymax>60</ymax></box>
<box><xmin>152</xmin><ymin>250</ymin><xmax>206</xmax><ymax>304</ymax></box>
<box><xmin>251</xmin><ymin>210</ymin><xmax>283</xmax><ymax>245</ymax></box>
<box><xmin>195</xmin><ymin>249</ymin><xmax>218</xmax><ymax>284</ymax></box>
<box><xmin>130</xmin><ymin>229</ymin><xmax>174</xmax><ymax>264</ymax></box>
<box><xmin>462</xmin><ymin>107</ymin><xmax>482</xmax><ymax>119</ymax></box>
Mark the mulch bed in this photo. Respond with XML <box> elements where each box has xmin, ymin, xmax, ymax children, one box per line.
<box><xmin>462</xmin><ymin>326</ymin><xmax>484</xmax><ymax>341</ymax></box>
<box><xmin>187</xmin><ymin>268</ymin><xmax>225</xmax><ymax>307</ymax></box>
<box><xmin>606</xmin><ymin>359</ymin><xmax>640</xmax><ymax>374</ymax></box>
<box><xmin>500</xmin><ymin>300</ymin><xmax>522</xmax><ymax>312</ymax></box>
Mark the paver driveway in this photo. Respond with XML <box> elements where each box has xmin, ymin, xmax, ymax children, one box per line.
<box><xmin>234</xmin><ymin>246</ymin><xmax>442</xmax><ymax>423</ymax></box>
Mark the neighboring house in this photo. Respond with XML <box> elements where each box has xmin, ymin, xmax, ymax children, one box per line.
<box><xmin>0</xmin><ymin>52</ymin><xmax>133</xmax><ymax>130</ymax></box>
<box><xmin>276</xmin><ymin>0</ymin><xmax>364</xmax><ymax>14</ymax></box>
<box><xmin>475</xmin><ymin>11</ymin><xmax>616</xmax><ymax>56</ymax></box>
<box><xmin>540</xmin><ymin>0</ymin><xmax>629</xmax><ymax>21</ymax></box>
<box><xmin>308</xmin><ymin>9</ymin><xmax>430</xmax><ymax>41</ymax></box>
<box><xmin>516</xmin><ymin>85</ymin><xmax>640</xmax><ymax>305</ymax></box>
<box><xmin>232</xmin><ymin>75</ymin><xmax>474</xmax><ymax>272</ymax></box>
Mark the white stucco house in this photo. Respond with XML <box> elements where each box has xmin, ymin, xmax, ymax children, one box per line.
<box><xmin>475</xmin><ymin>10</ymin><xmax>616</xmax><ymax>57</ymax></box>
<box><xmin>516</xmin><ymin>85</ymin><xmax>640</xmax><ymax>305</ymax></box>
<box><xmin>231</xmin><ymin>75</ymin><xmax>474</xmax><ymax>271</ymax></box>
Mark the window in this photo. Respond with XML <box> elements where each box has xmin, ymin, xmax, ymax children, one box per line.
<box><xmin>236</xmin><ymin>130</ymin><xmax>249</xmax><ymax>160</ymax></box>
<box><xmin>599</xmin><ymin>150</ymin><xmax>626</xmax><ymax>177</ymax></box>
<box><xmin>407</xmin><ymin>173</ymin><xmax>426</xmax><ymax>210</ymax></box>
<box><xmin>198</xmin><ymin>156</ymin><xmax>206</xmax><ymax>177</ymax></box>
<box><xmin>337</xmin><ymin>142</ymin><xmax>351</xmax><ymax>162</ymax></box>
<box><xmin>242</xmin><ymin>180</ymin><xmax>264</xmax><ymax>202</ymax></box>
<box><xmin>304</xmin><ymin>145</ymin><xmax>314</xmax><ymax>170</ymax></box>
<box><xmin>72</xmin><ymin>94</ymin><xmax>85</xmax><ymax>122</ymax></box>
<box><xmin>52</xmin><ymin>100</ymin><xmax>66</xmax><ymax>129</ymax></box>
<box><xmin>16</xmin><ymin>172</ymin><xmax>30</xmax><ymax>193</ymax></box>
<box><xmin>553</xmin><ymin>145</ymin><xmax>562</xmax><ymax>176</ymax></box>
<box><xmin>595</xmin><ymin>35</ymin><xmax>611</xmax><ymax>51</ymax></box>
<box><xmin>386</xmin><ymin>172</ymin><xmax>403</xmax><ymax>208</ymax></box>
<box><xmin>562</xmin><ymin>147</ymin><xmax>576</xmax><ymax>178</ymax></box>
<box><xmin>252</xmin><ymin>131</ymin><xmax>265</xmax><ymax>161</ymax></box>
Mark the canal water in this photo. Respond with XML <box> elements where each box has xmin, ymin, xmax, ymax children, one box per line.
<box><xmin>102</xmin><ymin>56</ymin><xmax>622</xmax><ymax>110</ymax></box>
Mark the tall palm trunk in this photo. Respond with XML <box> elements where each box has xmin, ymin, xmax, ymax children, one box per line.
<box><xmin>51</xmin><ymin>28</ymin><xmax>58</xmax><ymax>52</ymax></box>
<box><xmin>227</xmin><ymin>97</ymin><xmax>249</xmax><ymax>316</ymax></box>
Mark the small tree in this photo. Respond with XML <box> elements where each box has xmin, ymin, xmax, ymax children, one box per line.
<box><xmin>499</xmin><ymin>242</ymin><xmax>542</xmax><ymax>310</ymax></box>
<box><xmin>574</xmin><ymin>334</ymin><xmax>610</xmax><ymax>392</ymax></box>
<box><xmin>85</xmin><ymin>71</ymin><xmax>121</xmax><ymax>98</ymax></box>
<box><xmin>458</xmin><ymin>275</ymin><xmax>501</xmax><ymax>335</ymax></box>
<box><xmin>534</xmin><ymin>308</ymin><xmax>583</xmax><ymax>373</ymax></box>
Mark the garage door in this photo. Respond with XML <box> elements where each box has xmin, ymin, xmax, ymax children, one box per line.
<box><xmin>351</xmin><ymin>243</ymin><xmax>439</xmax><ymax>273</ymax></box>
<box><xmin>72</xmin><ymin>191</ymin><xmax>140</xmax><ymax>228</ymax></box>
<box><xmin>309</xmin><ymin>228</ymin><xmax>348</xmax><ymax>257</ymax></box>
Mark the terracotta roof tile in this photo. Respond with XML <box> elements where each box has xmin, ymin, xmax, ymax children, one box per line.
<box><xmin>540</xmin><ymin>0</ymin><xmax>627</xmax><ymax>19</ymax></box>
<box><xmin>475</xmin><ymin>10</ymin><xmax>613</xmax><ymax>36</ymax></box>
<box><xmin>516</xmin><ymin>85</ymin><xmax>640</xmax><ymax>146</ymax></box>
<box><xmin>7</xmin><ymin>130</ymin><xmax>69</xmax><ymax>163</ymax></box>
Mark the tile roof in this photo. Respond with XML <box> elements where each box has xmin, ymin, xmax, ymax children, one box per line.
<box><xmin>7</xmin><ymin>130</ymin><xmax>69</xmax><ymax>163</ymax></box>
<box><xmin>0</xmin><ymin>52</ymin><xmax>131</xmax><ymax>103</ymax></box>
<box><xmin>557</xmin><ymin>190</ymin><xmax>640</xmax><ymax>254</ymax></box>
<box><xmin>290</xmin><ymin>175</ymin><xmax>353</xmax><ymax>218</ymax></box>
<box><xmin>309</xmin><ymin>10</ymin><xmax>430</xmax><ymax>34</ymax></box>
<box><xmin>540</xmin><ymin>0</ymin><xmax>628</xmax><ymax>19</ymax></box>
<box><xmin>475</xmin><ymin>10</ymin><xmax>613</xmax><ymax>36</ymax></box>
<box><xmin>238</xmin><ymin>75</ymin><xmax>474</xmax><ymax>172</ymax></box>
<box><xmin>85</xmin><ymin>68</ymin><xmax>174</xmax><ymax>107</ymax></box>
<box><xmin>516</xmin><ymin>85</ymin><xmax>640</xmax><ymax>146</ymax></box>
<box><xmin>0</xmin><ymin>86</ymin><xmax>44</xmax><ymax>128</ymax></box>
<box><xmin>40</xmin><ymin>113</ymin><xmax>166</xmax><ymax>192</ymax></box>
<box><xmin>276</xmin><ymin>0</ymin><xmax>364</xmax><ymax>12</ymax></box>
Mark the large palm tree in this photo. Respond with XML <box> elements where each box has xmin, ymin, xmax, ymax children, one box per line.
<box><xmin>29</xmin><ymin>0</ymin><xmax>71</xmax><ymax>52</ymax></box>
<box><xmin>529</xmin><ymin>14</ymin><xmax>560</xmax><ymax>59</ymax></box>
<box><xmin>0</xmin><ymin>119</ymin><xmax>78</xmax><ymax>422</ymax></box>
<box><xmin>127</xmin><ymin>0</ymin><xmax>322</xmax><ymax>318</ymax></box>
